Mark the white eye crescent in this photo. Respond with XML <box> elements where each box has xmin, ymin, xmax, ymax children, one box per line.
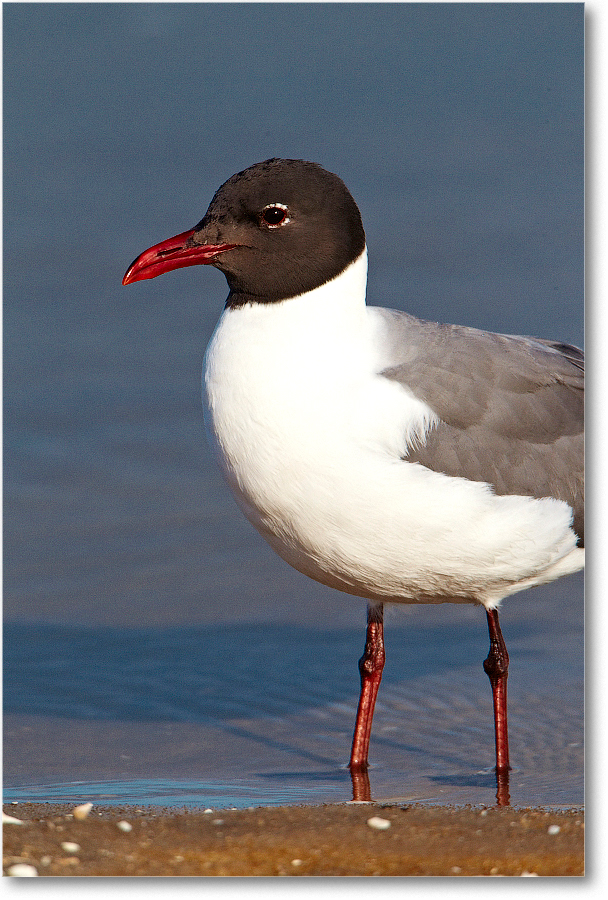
<box><xmin>261</xmin><ymin>203</ymin><xmax>291</xmax><ymax>228</ymax></box>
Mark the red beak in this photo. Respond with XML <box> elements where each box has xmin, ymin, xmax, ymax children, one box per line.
<box><xmin>122</xmin><ymin>228</ymin><xmax>237</xmax><ymax>285</ymax></box>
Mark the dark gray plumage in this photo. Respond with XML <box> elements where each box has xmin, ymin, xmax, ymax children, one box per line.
<box><xmin>377</xmin><ymin>309</ymin><xmax>584</xmax><ymax>545</ymax></box>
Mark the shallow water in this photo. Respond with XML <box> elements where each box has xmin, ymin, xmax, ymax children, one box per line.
<box><xmin>4</xmin><ymin>587</ymin><xmax>583</xmax><ymax>809</ymax></box>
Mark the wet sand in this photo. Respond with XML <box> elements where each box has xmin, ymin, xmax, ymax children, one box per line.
<box><xmin>3</xmin><ymin>802</ymin><xmax>584</xmax><ymax>877</ymax></box>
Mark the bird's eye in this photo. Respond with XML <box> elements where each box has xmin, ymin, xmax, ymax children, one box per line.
<box><xmin>260</xmin><ymin>203</ymin><xmax>290</xmax><ymax>228</ymax></box>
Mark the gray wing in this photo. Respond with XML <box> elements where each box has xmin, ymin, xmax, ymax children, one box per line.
<box><xmin>376</xmin><ymin>309</ymin><xmax>584</xmax><ymax>545</ymax></box>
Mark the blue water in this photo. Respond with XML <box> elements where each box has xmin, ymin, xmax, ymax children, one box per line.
<box><xmin>3</xmin><ymin>4</ymin><xmax>583</xmax><ymax>810</ymax></box>
<box><xmin>4</xmin><ymin>592</ymin><xmax>583</xmax><ymax>809</ymax></box>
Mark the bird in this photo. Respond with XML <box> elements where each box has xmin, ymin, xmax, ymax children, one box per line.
<box><xmin>123</xmin><ymin>158</ymin><xmax>584</xmax><ymax>805</ymax></box>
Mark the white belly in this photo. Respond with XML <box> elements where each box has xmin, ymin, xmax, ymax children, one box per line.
<box><xmin>203</xmin><ymin>255</ymin><xmax>583</xmax><ymax>608</ymax></box>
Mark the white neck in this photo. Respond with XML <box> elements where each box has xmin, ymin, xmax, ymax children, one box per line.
<box><xmin>232</xmin><ymin>247</ymin><xmax>369</xmax><ymax>345</ymax></box>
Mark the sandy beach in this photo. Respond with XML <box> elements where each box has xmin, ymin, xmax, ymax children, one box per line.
<box><xmin>3</xmin><ymin>802</ymin><xmax>583</xmax><ymax>877</ymax></box>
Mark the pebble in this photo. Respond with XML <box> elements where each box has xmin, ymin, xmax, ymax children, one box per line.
<box><xmin>291</xmin><ymin>859</ymin><xmax>303</xmax><ymax>867</ymax></box>
<box><xmin>2</xmin><ymin>812</ymin><xmax>24</xmax><ymax>825</ymax></box>
<box><xmin>73</xmin><ymin>802</ymin><xmax>93</xmax><ymax>820</ymax></box>
<box><xmin>367</xmin><ymin>816</ymin><xmax>391</xmax><ymax>830</ymax></box>
<box><xmin>7</xmin><ymin>864</ymin><xmax>38</xmax><ymax>877</ymax></box>
<box><xmin>60</xmin><ymin>842</ymin><xmax>81</xmax><ymax>854</ymax></box>
<box><xmin>548</xmin><ymin>824</ymin><xmax>561</xmax><ymax>835</ymax></box>
<box><xmin>117</xmin><ymin>820</ymin><xmax>133</xmax><ymax>832</ymax></box>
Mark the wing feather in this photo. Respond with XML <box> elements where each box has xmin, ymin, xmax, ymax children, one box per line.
<box><xmin>375</xmin><ymin>309</ymin><xmax>584</xmax><ymax>544</ymax></box>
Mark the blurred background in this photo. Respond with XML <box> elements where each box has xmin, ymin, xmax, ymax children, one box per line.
<box><xmin>4</xmin><ymin>3</ymin><xmax>584</xmax><ymax>808</ymax></box>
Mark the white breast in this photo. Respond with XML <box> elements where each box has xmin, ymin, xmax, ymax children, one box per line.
<box><xmin>203</xmin><ymin>251</ymin><xmax>583</xmax><ymax>608</ymax></box>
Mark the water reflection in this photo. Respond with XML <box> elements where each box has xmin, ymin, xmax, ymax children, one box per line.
<box><xmin>4</xmin><ymin>620</ymin><xmax>582</xmax><ymax>809</ymax></box>
<box><xmin>350</xmin><ymin>765</ymin><xmax>510</xmax><ymax>807</ymax></box>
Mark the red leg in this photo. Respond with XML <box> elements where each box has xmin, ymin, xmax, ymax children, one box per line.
<box><xmin>483</xmin><ymin>608</ymin><xmax>511</xmax><ymax>776</ymax></box>
<box><xmin>349</xmin><ymin>603</ymin><xmax>385</xmax><ymax>772</ymax></box>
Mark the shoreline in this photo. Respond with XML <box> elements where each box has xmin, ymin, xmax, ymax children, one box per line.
<box><xmin>3</xmin><ymin>801</ymin><xmax>584</xmax><ymax>877</ymax></box>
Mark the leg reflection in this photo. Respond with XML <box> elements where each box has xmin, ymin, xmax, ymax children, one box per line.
<box><xmin>350</xmin><ymin>767</ymin><xmax>372</xmax><ymax>802</ymax></box>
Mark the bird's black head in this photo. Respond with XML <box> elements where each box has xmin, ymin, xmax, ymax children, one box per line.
<box><xmin>123</xmin><ymin>158</ymin><xmax>366</xmax><ymax>306</ymax></box>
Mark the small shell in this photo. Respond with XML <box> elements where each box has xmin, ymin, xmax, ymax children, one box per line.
<box><xmin>61</xmin><ymin>841</ymin><xmax>81</xmax><ymax>854</ymax></box>
<box><xmin>73</xmin><ymin>802</ymin><xmax>93</xmax><ymax>820</ymax></box>
<box><xmin>117</xmin><ymin>820</ymin><xmax>133</xmax><ymax>832</ymax></box>
<box><xmin>367</xmin><ymin>816</ymin><xmax>391</xmax><ymax>830</ymax></box>
<box><xmin>2</xmin><ymin>812</ymin><xmax>24</xmax><ymax>825</ymax></box>
<box><xmin>7</xmin><ymin>864</ymin><xmax>38</xmax><ymax>877</ymax></box>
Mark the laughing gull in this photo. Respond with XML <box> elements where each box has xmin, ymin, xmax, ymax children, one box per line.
<box><xmin>123</xmin><ymin>158</ymin><xmax>584</xmax><ymax>804</ymax></box>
